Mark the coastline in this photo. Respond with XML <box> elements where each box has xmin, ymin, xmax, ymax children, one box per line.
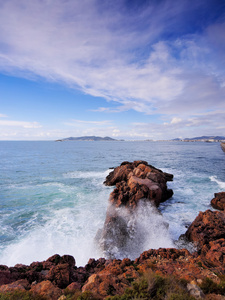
<box><xmin>1</xmin><ymin>161</ymin><xmax>225</xmax><ymax>299</ymax></box>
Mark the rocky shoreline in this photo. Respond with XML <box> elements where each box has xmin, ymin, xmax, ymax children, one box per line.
<box><xmin>0</xmin><ymin>161</ymin><xmax>225</xmax><ymax>299</ymax></box>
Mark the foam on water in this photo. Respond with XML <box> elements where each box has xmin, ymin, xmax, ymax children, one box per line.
<box><xmin>210</xmin><ymin>176</ymin><xmax>225</xmax><ymax>189</ymax></box>
<box><xmin>63</xmin><ymin>170</ymin><xmax>111</xmax><ymax>179</ymax></box>
<box><xmin>0</xmin><ymin>190</ymin><xmax>108</xmax><ymax>267</ymax></box>
<box><xmin>0</xmin><ymin>141</ymin><xmax>225</xmax><ymax>267</ymax></box>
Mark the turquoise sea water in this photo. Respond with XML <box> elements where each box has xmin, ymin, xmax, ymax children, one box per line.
<box><xmin>0</xmin><ymin>141</ymin><xmax>225</xmax><ymax>267</ymax></box>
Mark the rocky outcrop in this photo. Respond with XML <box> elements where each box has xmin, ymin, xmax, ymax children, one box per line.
<box><xmin>211</xmin><ymin>192</ymin><xmax>225</xmax><ymax>210</ymax></box>
<box><xmin>104</xmin><ymin>160</ymin><xmax>173</xmax><ymax>208</ymax></box>
<box><xmin>183</xmin><ymin>193</ymin><xmax>225</xmax><ymax>276</ymax></box>
<box><xmin>0</xmin><ymin>249</ymin><xmax>224</xmax><ymax>299</ymax></box>
<box><xmin>96</xmin><ymin>161</ymin><xmax>174</xmax><ymax>258</ymax></box>
<box><xmin>184</xmin><ymin>209</ymin><xmax>225</xmax><ymax>249</ymax></box>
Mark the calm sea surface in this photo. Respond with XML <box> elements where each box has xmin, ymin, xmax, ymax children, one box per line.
<box><xmin>0</xmin><ymin>141</ymin><xmax>225</xmax><ymax>266</ymax></box>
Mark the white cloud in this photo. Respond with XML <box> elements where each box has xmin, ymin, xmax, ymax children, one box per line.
<box><xmin>0</xmin><ymin>120</ymin><xmax>41</xmax><ymax>128</ymax></box>
<box><xmin>64</xmin><ymin>119</ymin><xmax>112</xmax><ymax>126</ymax></box>
<box><xmin>171</xmin><ymin>117</ymin><xmax>182</xmax><ymax>124</ymax></box>
<box><xmin>0</xmin><ymin>113</ymin><xmax>8</xmax><ymax>118</ymax></box>
<box><xmin>0</xmin><ymin>0</ymin><xmax>224</xmax><ymax>139</ymax></box>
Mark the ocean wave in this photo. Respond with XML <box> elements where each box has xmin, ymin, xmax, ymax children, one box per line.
<box><xmin>63</xmin><ymin>169</ymin><xmax>110</xmax><ymax>179</ymax></box>
<box><xmin>210</xmin><ymin>176</ymin><xmax>225</xmax><ymax>189</ymax></box>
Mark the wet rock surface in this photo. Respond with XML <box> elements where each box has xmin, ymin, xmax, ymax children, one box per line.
<box><xmin>104</xmin><ymin>160</ymin><xmax>173</xmax><ymax>208</ymax></box>
<box><xmin>211</xmin><ymin>192</ymin><xmax>225</xmax><ymax>211</ymax></box>
<box><xmin>97</xmin><ymin>161</ymin><xmax>174</xmax><ymax>258</ymax></box>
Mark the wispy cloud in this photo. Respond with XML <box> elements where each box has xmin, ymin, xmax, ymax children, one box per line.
<box><xmin>0</xmin><ymin>113</ymin><xmax>8</xmax><ymax>118</ymax></box>
<box><xmin>0</xmin><ymin>0</ymin><xmax>224</xmax><ymax>139</ymax></box>
<box><xmin>0</xmin><ymin>120</ymin><xmax>41</xmax><ymax>128</ymax></box>
<box><xmin>64</xmin><ymin>119</ymin><xmax>112</xmax><ymax>126</ymax></box>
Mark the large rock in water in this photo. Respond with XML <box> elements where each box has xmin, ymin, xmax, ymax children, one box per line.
<box><xmin>211</xmin><ymin>192</ymin><xmax>225</xmax><ymax>210</ymax></box>
<box><xmin>97</xmin><ymin>161</ymin><xmax>174</xmax><ymax>258</ymax></box>
<box><xmin>104</xmin><ymin>160</ymin><xmax>173</xmax><ymax>208</ymax></box>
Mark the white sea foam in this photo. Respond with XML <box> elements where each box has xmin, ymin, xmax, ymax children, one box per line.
<box><xmin>0</xmin><ymin>190</ymin><xmax>108</xmax><ymax>267</ymax></box>
<box><xmin>1</xmin><ymin>141</ymin><xmax>225</xmax><ymax>268</ymax></box>
<box><xmin>100</xmin><ymin>200</ymin><xmax>175</xmax><ymax>261</ymax></box>
<box><xmin>63</xmin><ymin>169</ymin><xmax>110</xmax><ymax>179</ymax></box>
<box><xmin>210</xmin><ymin>176</ymin><xmax>225</xmax><ymax>189</ymax></box>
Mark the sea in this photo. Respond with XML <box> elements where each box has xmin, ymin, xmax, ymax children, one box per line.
<box><xmin>0</xmin><ymin>140</ymin><xmax>225</xmax><ymax>267</ymax></box>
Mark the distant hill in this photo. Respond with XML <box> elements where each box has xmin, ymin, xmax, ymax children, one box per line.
<box><xmin>174</xmin><ymin>136</ymin><xmax>225</xmax><ymax>141</ymax></box>
<box><xmin>56</xmin><ymin>136</ymin><xmax>118</xmax><ymax>142</ymax></box>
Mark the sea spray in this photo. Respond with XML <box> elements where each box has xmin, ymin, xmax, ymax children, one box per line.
<box><xmin>0</xmin><ymin>140</ymin><xmax>225</xmax><ymax>267</ymax></box>
<box><xmin>210</xmin><ymin>176</ymin><xmax>225</xmax><ymax>189</ymax></box>
<box><xmin>97</xmin><ymin>200</ymin><xmax>175</xmax><ymax>261</ymax></box>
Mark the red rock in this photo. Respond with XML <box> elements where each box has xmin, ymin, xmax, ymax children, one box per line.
<box><xmin>46</xmin><ymin>263</ymin><xmax>72</xmax><ymax>288</ymax></box>
<box><xmin>97</xmin><ymin>161</ymin><xmax>173</xmax><ymax>256</ymax></box>
<box><xmin>185</xmin><ymin>210</ymin><xmax>225</xmax><ymax>249</ymax></box>
<box><xmin>211</xmin><ymin>192</ymin><xmax>225</xmax><ymax>211</ymax></box>
<box><xmin>105</xmin><ymin>161</ymin><xmax>173</xmax><ymax>208</ymax></box>
<box><xmin>0</xmin><ymin>279</ymin><xmax>30</xmax><ymax>292</ymax></box>
<box><xmin>201</xmin><ymin>238</ymin><xmax>225</xmax><ymax>269</ymax></box>
<box><xmin>66</xmin><ymin>281</ymin><xmax>81</xmax><ymax>291</ymax></box>
<box><xmin>31</xmin><ymin>280</ymin><xmax>62</xmax><ymax>300</ymax></box>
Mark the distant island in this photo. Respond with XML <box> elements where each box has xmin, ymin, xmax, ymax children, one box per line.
<box><xmin>173</xmin><ymin>136</ymin><xmax>225</xmax><ymax>142</ymax></box>
<box><xmin>56</xmin><ymin>136</ymin><xmax>120</xmax><ymax>142</ymax></box>
<box><xmin>56</xmin><ymin>135</ymin><xmax>225</xmax><ymax>142</ymax></box>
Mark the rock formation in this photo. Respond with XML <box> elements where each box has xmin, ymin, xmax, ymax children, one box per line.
<box><xmin>97</xmin><ymin>160</ymin><xmax>174</xmax><ymax>258</ymax></box>
<box><xmin>211</xmin><ymin>192</ymin><xmax>225</xmax><ymax>211</ymax></box>
<box><xmin>104</xmin><ymin>160</ymin><xmax>173</xmax><ymax>208</ymax></box>
<box><xmin>184</xmin><ymin>206</ymin><xmax>225</xmax><ymax>275</ymax></box>
<box><xmin>184</xmin><ymin>209</ymin><xmax>225</xmax><ymax>249</ymax></box>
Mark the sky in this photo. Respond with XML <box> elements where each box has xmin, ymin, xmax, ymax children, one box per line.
<box><xmin>0</xmin><ymin>0</ymin><xmax>225</xmax><ymax>140</ymax></box>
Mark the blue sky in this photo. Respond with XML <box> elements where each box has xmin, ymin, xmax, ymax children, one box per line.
<box><xmin>0</xmin><ymin>0</ymin><xmax>225</xmax><ymax>140</ymax></box>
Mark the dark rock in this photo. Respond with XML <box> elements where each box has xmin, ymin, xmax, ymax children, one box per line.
<box><xmin>211</xmin><ymin>192</ymin><xmax>225</xmax><ymax>211</ymax></box>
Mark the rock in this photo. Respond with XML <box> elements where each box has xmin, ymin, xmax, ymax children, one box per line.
<box><xmin>66</xmin><ymin>281</ymin><xmax>81</xmax><ymax>291</ymax></box>
<box><xmin>82</xmin><ymin>258</ymin><xmax>139</xmax><ymax>299</ymax></box>
<box><xmin>31</xmin><ymin>280</ymin><xmax>62</xmax><ymax>300</ymax></box>
<box><xmin>0</xmin><ymin>279</ymin><xmax>30</xmax><ymax>293</ymax></box>
<box><xmin>46</xmin><ymin>263</ymin><xmax>71</xmax><ymax>288</ymax></box>
<box><xmin>104</xmin><ymin>161</ymin><xmax>173</xmax><ymax>208</ymax></box>
<box><xmin>184</xmin><ymin>210</ymin><xmax>225</xmax><ymax>249</ymax></box>
<box><xmin>44</xmin><ymin>255</ymin><xmax>76</xmax><ymax>288</ymax></box>
<box><xmin>187</xmin><ymin>281</ymin><xmax>205</xmax><ymax>299</ymax></box>
<box><xmin>211</xmin><ymin>192</ymin><xmax>225</xmax><ymax>210</ymax></box>
<box><xmin>200</xmin><ymin>238</ymin><xmax>225</xmax><ymax>269</ymax></box>
<box><xmin>97</xmin><ymin>161</ymin><xmax>173</xmax><ymax>257</ymax></box>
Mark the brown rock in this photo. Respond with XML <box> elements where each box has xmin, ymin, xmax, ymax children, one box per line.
<box><xmin>46</xmin><ymin>263</ymin><xmax>72</xmax><ymax>288</ymax></box>
<box><xmin>31</xmin><ymin>280</ymin><xmax>62</xmax><ymax>300</ymax></box>
<box><xmin>185</xmin><ymin>210</ymin><xmax>225</xmax><ymax>249</ymax></box>
<box><xmin>66</xmin><ymin>281</ymin><xmax>81</xmax><ymax>291</ymax></box>
<box><xmin>82</xmin><ymin>272</ymin><xmax>128</xmax><ymax>299</ymax></box>
<box><xmin>82</xmin><ymin>259</ymin><xmax>139</xmax><ymax>299</ymax></box>
<box><xmin>201</xmin><ymin>238</ymin><xmax>225</xmax><ymax>269</ymax></box>
<box><xmin>97</xmin><ymin>161</ymin><xmax>173</xmax><ymax>257</ymax></box>
<box><xmin>211</xmin><ymin>192</ymin><xmax>225</xmax><ymax>211</ymax></box>
<box><xmin>0</xmin><ymin>279</ymin><xmax>30</xmax><ymax>292</ymax></box>
<box><xmin>105</xmin><ymin>161</ymin><xmax>173</xmax><ymax>208</ymax></box>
